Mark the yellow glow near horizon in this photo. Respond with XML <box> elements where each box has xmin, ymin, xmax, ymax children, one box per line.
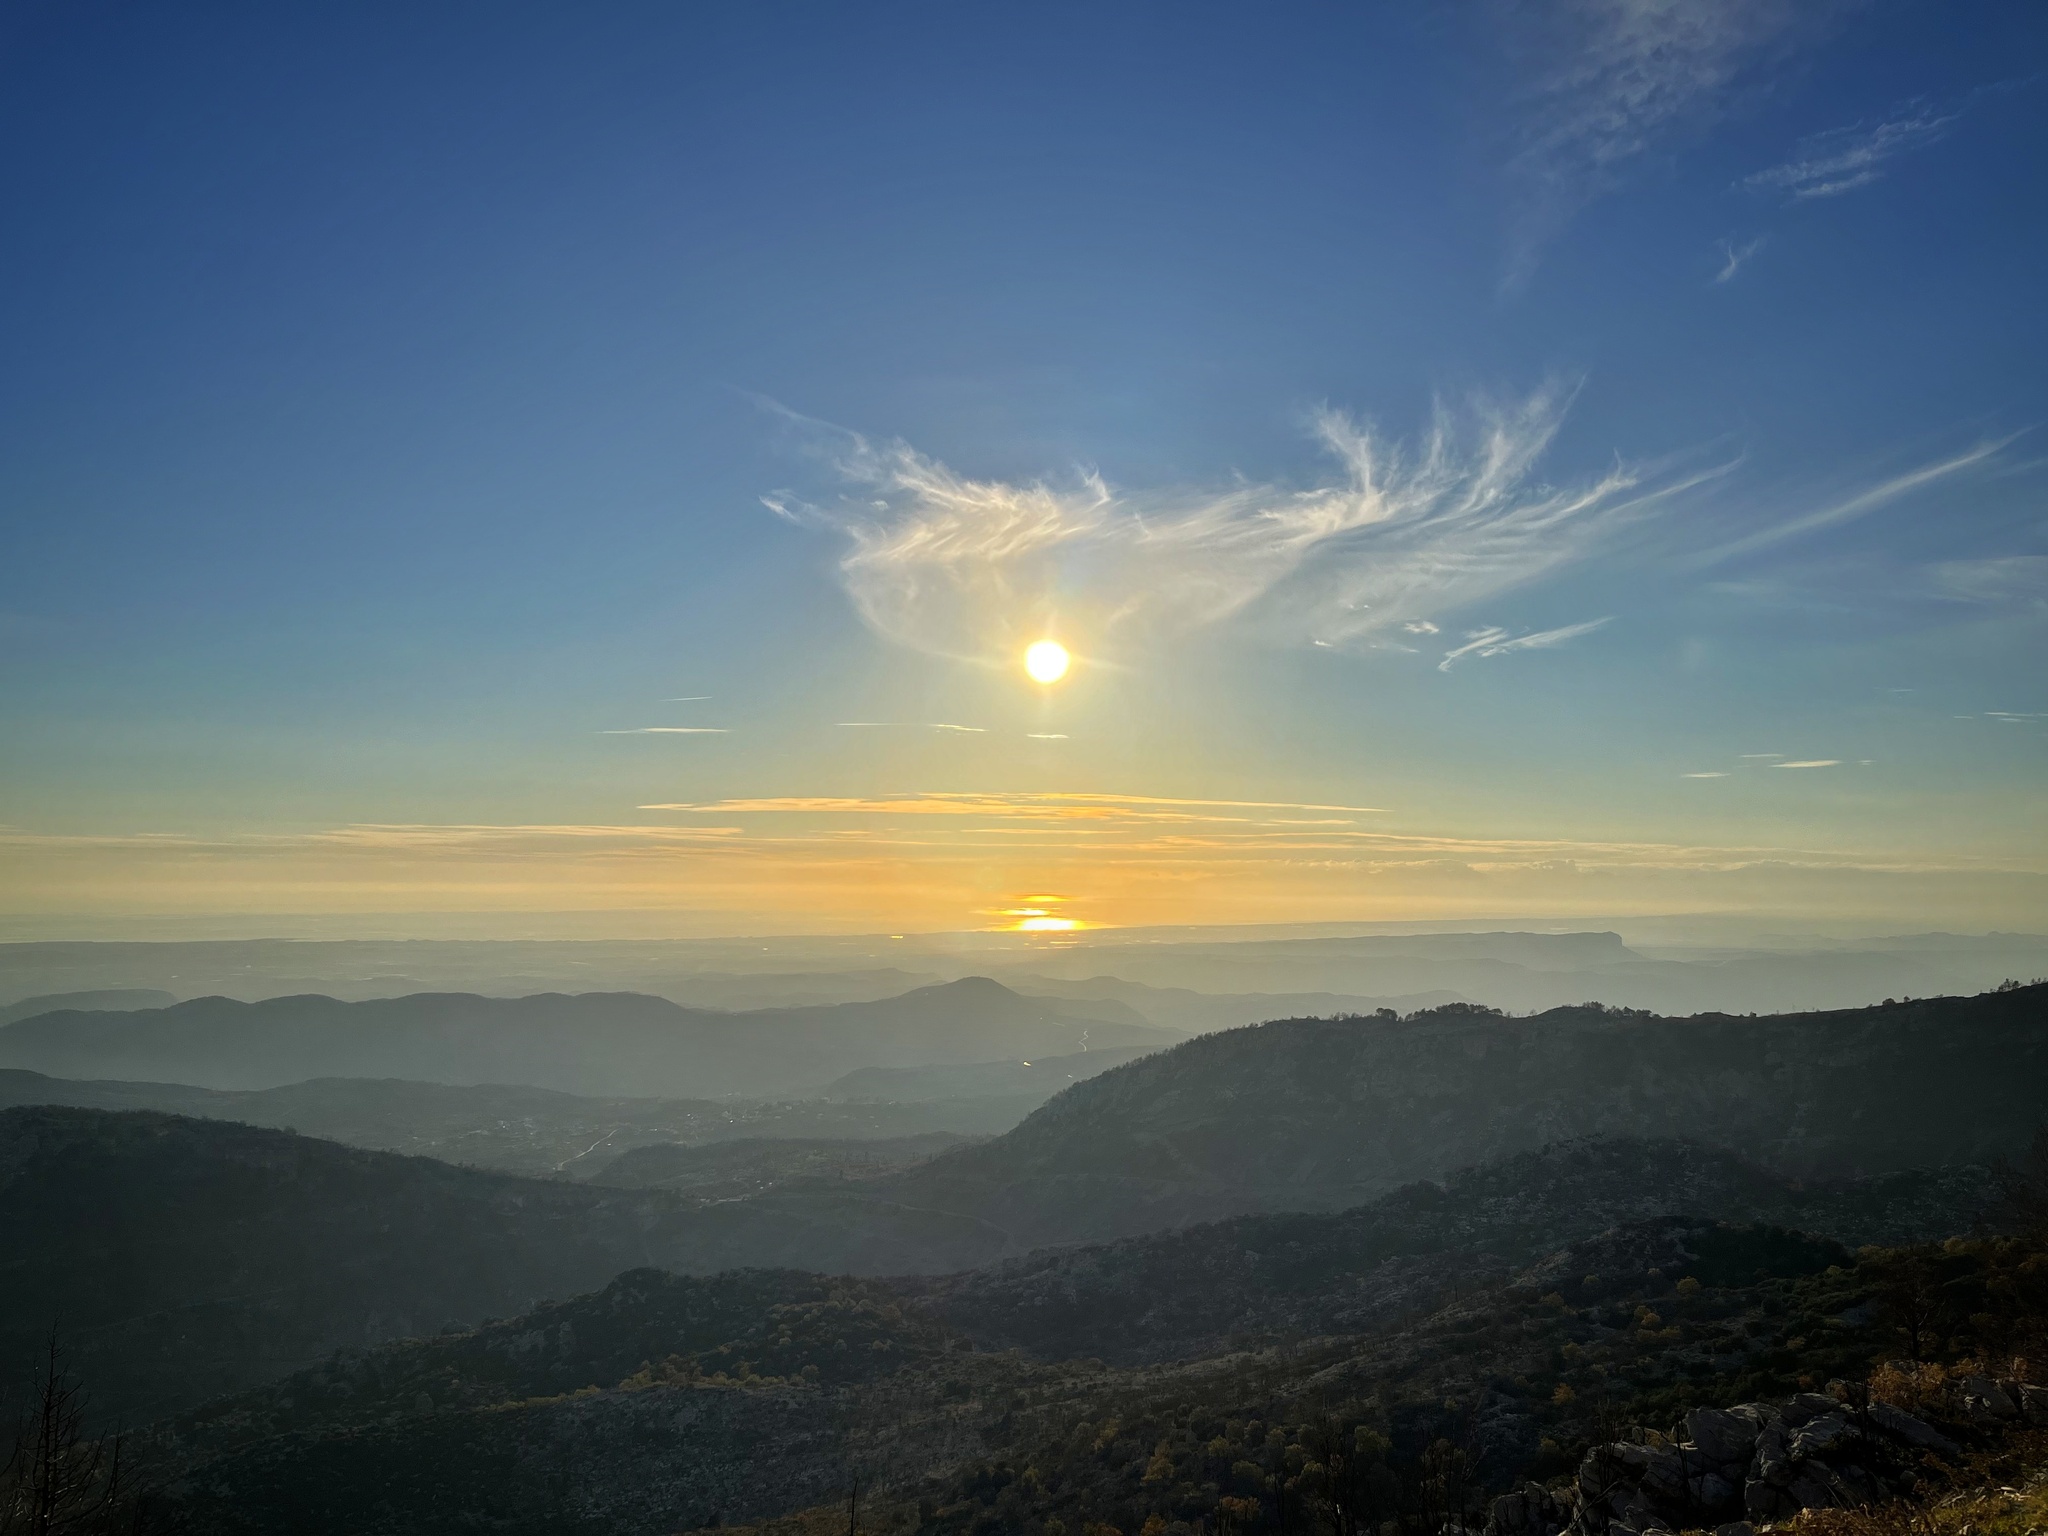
<box><xmin>1016</xmin><ymin>915</ymin><xmax>1081</xmax><ymax>931</ymax></box>
<box><xmin>1024</xmin><ymin>640</ymin><xmax>1070</xmax><ymax>683</ymax></box>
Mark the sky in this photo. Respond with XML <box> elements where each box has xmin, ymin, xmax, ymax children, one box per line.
<box><xmin>1</xmin><ymin>0</ymin><xmax>2044</xmax><ymax>937</ymax></box>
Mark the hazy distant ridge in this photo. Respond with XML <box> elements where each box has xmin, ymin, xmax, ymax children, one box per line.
<box><xmin>0</xmin><ymin>977</ymin><xmax>1176</xmax><ymax>1097</ymax></box>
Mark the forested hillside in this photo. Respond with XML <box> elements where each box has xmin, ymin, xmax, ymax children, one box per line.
<box><xmin>0</xmin><ymin>1108</ymin><xmax>1006</xmax><ymax>1421</ymax></box>
<box><xmin>875</xmin><ymin>985</ymin><xmax>2048</xmax><ymax>1247</ymax></box>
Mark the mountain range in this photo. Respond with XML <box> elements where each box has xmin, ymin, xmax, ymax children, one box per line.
<box><xmin>134</xmin><ymin>1139</ymin><xmax>2013</xmax><ymax>1536</ymax></box>
<box><xmin>7</xmin><ymin>927</ymin><xmax>2047</xmax><ymax>1020</ymax></box>
<box><xmin>10</xmin><ymin>981</ymin><xmax>2044</xmax><ymax>1432</ymax></box>
<box><xmin>0</xmin><ymin>976</ymin><xmax>1175</xmax><ymax>1097</ymax></box>
<box><xmin>0</xmin><ymin>1067</ymin><xmax>1035</xmax><ymax>1176</ymax></box>
<box><xmin>0</xmin><ymin>987</ymin><xmax>175</xmax><ymax>1026</ymax></box>
<box><xmin>0</xmin><ymin>1106</ymin><xmax>1010</xmax><ymax>1423</ymax></box>
<box><xmin>869</xmin><ymin>986</ymin><xmax>2048</xmax><ymax>1248</ymax></box>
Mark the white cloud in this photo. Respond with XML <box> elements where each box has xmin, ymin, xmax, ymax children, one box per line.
<box><xmin>1714</xmin><ymin>235</ymin><xmax>1766</xmax><ymax>283</ymax></box>
<box><xmin>1932</xmin><ymin>555</ymin><xmax>2048</xmax><ymax>606</ymax></box>
<box><xmin>1742</xmin><ymin>103</ymin><xmax>1956</xmax><ymax>200</ymax></box>
<box><xmin>1500</xmin><ymin>0</ymin><xmax>1818</xmax><ymax>286</ymax></box>
<box><xmin>1437</xmin><ymin>617</ymin><xmax>1612</xmax><ymax>672</ymax></box>
<box><xmin>767</xmin><ymin>386</ymin><xmax>1714</xmax><ymax>666</ymax></box>
<box><xmin>601</xmin><ymin>727</ymin><xmax>729</xmax><ymax>734</ymax></box>
<box><xmin>1683</xmin><ymin>771</ymin><xmax>1731</xmax><ymax>778</ymax></box>
<box><xmin>830</xmin><ymin>721</ymin><xmax>992</xmax><ymax>732</ymax></box>
<box><xmin>1401</xmin><ymin>619</ymin><xmax>1441</xmax><ymax>635</ymax></box>
<box><xmin>1699</xmin><ymin>438</ymin><xmax>2012</xmax><ymax>565</ymax></box>
<box><xmin>1774</xmin><ymin>759</ymin><xmax>1841</xmax><ymax>768</ymax></box>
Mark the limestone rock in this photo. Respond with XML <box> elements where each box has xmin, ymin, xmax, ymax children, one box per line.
<box><xmin>1489</xmin><ymin>1482</ymin><xmax>1575</xmax><ymax>1536</ymax></box>
<box><xmin>1519</xmin><ymin>1384</ymin><xmax>1995</xmax><ymax>1536</ymax></box>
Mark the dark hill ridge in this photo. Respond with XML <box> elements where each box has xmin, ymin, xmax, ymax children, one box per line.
<box><xmin>0</xmin><ymin>1106</ymin><xmax>1012</xmax><ymax>1423</ymax></box>
<box><xmin>144</xmin><ymin>1184</ymin><xmax>2018</xmax><ymax>1536</ymax></box>
<box><xmin>874</xmin><ymin>984</ymin><xmax>2048</xmax><ymax>1248</ymax></box>
<box><xmin>0</xmin><ymin>1105</ymin><xmax>697</xmax><ymax>1421</ymax></box>
<box><xmin>7</xmin><ymin>1107</ymin><xmax>1996</xmax><ymax>1432</ymax></box>
<box><xmin>903</xmin><ymin>1137</ymin><xmax>1992</xmax><ymax>1364</ymax></box>
<box><xmin>0</xmin><ymin>1067</ymin><xmax>1034</xmax><ymax>1175</ymax></box>
<box><xmin>158</xmin><ymin>1140</ymin><xmax>1964</xmax><ymax>1451</ymax></box>
<box><xmin>0</xmin><ymin>976</ymin><xmax>1177</xmax><ymax>1097</ymax></box>
<box><xmin>582</xmin><ymin>1133</ymin><xmax>977</xmax><ymax>1196</ymax></box>
<box><xmin>165</xmin><ymin>1267</ymin><xmax>956</xmax><ymax>1458</ymax></box>
<box><xmin>149</xmin><ymin>1267</ymin><xmax>984</xmax><ymax>1536</ymax></box>
<box><xmin>0</xmin><ymin>988</ymin><xmax>175</xmax><ymax>1026</ymax></box>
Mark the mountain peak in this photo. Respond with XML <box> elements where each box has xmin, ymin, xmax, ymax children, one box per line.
<box><xmin>915</xmin><ymin>976</ymin><xmax>1021</xmax><ymax>1001</ymax></box>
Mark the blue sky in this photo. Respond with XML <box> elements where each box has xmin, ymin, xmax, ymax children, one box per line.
<box><xmin>1</xmin><ymin>1</ymin><xmax>2044</xmax><ymax>933</ymax></box>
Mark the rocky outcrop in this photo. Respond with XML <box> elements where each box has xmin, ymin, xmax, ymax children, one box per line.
<box><xmin>1488</xmin><ymin>1377</ymin><xmax>2048</xmax><ymax>1536</ymax></box>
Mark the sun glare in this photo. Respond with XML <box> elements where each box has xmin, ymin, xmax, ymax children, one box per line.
<box><xmin>1024</xmin><ymin>640</ymin><xmax>1070</xmax><ymax>683</ymax></box>
<box><xmin>1016</xmin><ymin>915</ymin><xmax>1080</xmax><ymax>931</ymax></box>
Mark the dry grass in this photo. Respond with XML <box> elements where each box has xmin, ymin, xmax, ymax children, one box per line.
<box><xmin>1788</xmin><ymin>1432</ymin><xmax>2048</xmax><ymax>1536</ymax></box>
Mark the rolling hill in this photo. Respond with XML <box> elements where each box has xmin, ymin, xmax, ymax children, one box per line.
<box><xmin>903</xmin><ymin>1136</ymin><xmax>1993</xmax><ymax>1364</ymax></box>
<box><xmin>0</xmin><ymin>976</ymin><xmax>1177</xmax><ymax>1097</ymax></box>
<box><xmin>0</xmin><ymin>1067</ymin><xmax>1037</xmax><ymax>1175</ymax></box>
<box><xmin>869</xmin><ymin>984</ymin><xmax>2048</xmax><ymax>1249</ymax></box>
<box><xmin>0</xmin><ymin>1107</ymin><xmax>1008</xmax><ymax>1422</ymax></box>
<box><xmin>139</xmin><ymin>1141</ymin><xmax>2022</xmax><ymax>1536</ymax></box>
<box><xmin>580</xmin><ymin>1132</ymin><xmax>977</xmax><ymax>1196</ymax></box>
<box><xmin>817</xmin><ymin>1043</ymin><xmax>1156</xmax><ymax>1102</ymax></box>
<box><xmin>0</xmin><ymin>987</ymin><xmax>175</xmax><ymax>1026</ymax></box>
<box><xmin>13</xmin><ymin>983</ymin><xmax>2041</xmax><ymax>1427</ymax></box>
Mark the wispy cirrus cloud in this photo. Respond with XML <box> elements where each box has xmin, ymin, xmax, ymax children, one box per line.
<box><xmin>4</xmin><ymin>814</ymin><xmax>2027</xmax><ymax>876</ymax></box>
<box><xmin>764</xmin><ymin>385</ymin><xmax>1719</xmax><ymax>667</ymax></box>
<box><xmin>1741</xmin><ymin>102</ymin><xmax>1956</xmax><ymax>200</ymax></box>
<box><xmin>303</xmin><ymin>823</ymin><xmax>747</xmax><ymax>848</ymax></box>
<box><xmin>640</xmin><ymin>791</ymin><xmax>1392</xmax><ymax>823</ymax></box>
<box><xmin>830</xmin><ymin>720</ymin><xmax>997</xmax><ymax>733</ymax></box>
<box><xmin>1714</xmin><ymin>235</ymin><xmax>1767</xmax><ymax>283</ymax></box>
<box><xmin>1698</xmin><ymin>437</ymin><xmax>2013</xmax><ymax>566</ymax></box>
<box><xmin>1932</xmin><ymin>555</ymin><xmax>2048</xmax><ymax>606</ymax></box>
<box><xmin>1438</xmin><ymin>617</ymin><xmax>1612</xmax><ymax>672</ymax></box>
<box><xmin>1499</xmin><ymin>0</ymin><xmax>1825</xmax><ymax>287</ymax></box>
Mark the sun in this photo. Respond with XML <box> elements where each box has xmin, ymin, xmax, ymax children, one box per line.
<box><xmin>1024</xmin><ymin>640</ymin><xmax>1070</xmax><ymax>684</ymax></box>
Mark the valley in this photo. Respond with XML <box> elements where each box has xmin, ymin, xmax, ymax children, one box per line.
<box><xmin>2</xmin><ymin>952</ymin><xmax>2042</xmax><ymax>1536</ymax></box>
